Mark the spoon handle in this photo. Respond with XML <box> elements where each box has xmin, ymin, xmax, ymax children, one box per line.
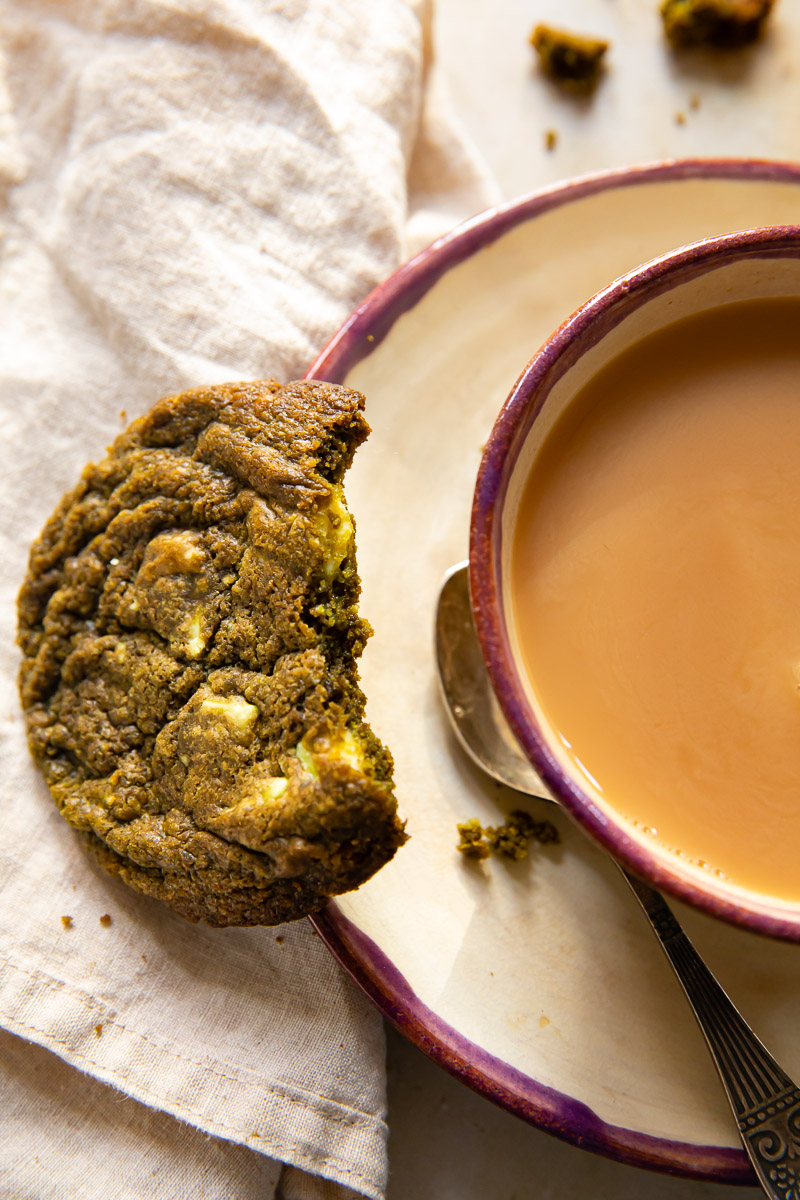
<box><xmin>622</xmin><ymin>869</ymin><xmax>800</xmax><ymax>1199</ymax></box>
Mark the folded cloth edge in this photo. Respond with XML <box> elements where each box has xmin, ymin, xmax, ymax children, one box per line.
<box><xmin>0</xmin><ymin>952</ymin><xmax>387</xmax><ymax>1200</ymax></box>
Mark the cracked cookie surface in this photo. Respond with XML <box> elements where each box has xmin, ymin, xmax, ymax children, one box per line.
<box><xmin>18</xmin><ymin>380</ymin><xmax>406</xmax><ymax>926</ymax></box>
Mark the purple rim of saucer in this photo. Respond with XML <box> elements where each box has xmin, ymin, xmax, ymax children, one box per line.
<box><xmin>303</xmin><ymin>159</ymin><xmax>800</xmax><ymax>1185</ymax></box>
<box><xmin>306</xmin><ymin>156</ymin><xmax>800</xmax><ymax>382</ymax></box>
<box><xmin>310</xmin><ymin>904</ymin><xmax>747</xmax><ymax>1183</ymax></box>
<box><xmin>470</xmin><ymin>224</ymin><xmax>800</xmax><ymax>945</ymax></box>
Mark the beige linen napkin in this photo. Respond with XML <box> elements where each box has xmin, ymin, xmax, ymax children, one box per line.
<box><xmin>0</xmin><ymin>1</ymin><xmax>495</xmax><ymax>1196</ymax></box>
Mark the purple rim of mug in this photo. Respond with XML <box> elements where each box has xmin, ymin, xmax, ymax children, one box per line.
<box><xmin>470</xmin><ymin>223</ymin><xmax>800</xmax><ymax>943</ymax></box>
<box><xmin>305</xmin><ymin>160</ymin><xmax>800</xmax><ymax>1185</ymax></box>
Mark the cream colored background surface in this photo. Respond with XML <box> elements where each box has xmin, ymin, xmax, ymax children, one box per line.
<box><xmin>437</xmin><ymin>0</ymin><xmax>800</xmax><ymax>201</ymax></box>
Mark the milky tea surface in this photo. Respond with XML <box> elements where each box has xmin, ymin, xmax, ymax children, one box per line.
<box><xmin>512</xmin><ymin>298</ymin><xmax>800</xmax><ymax>898</ymax></box>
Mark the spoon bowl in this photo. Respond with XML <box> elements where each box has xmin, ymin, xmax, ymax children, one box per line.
<box><xmin>436</xmin><ymin>562</ymin><xmax>551</xmax><ymax>798</ymax></box>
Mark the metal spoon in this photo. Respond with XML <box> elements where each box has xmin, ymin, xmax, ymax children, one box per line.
<box><xmin>436</xmin><ymin>561</ymin><xmax>800</xmax><ymax>1198</ymax></box>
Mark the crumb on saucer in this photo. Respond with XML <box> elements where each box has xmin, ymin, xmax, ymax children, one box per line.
<box><xmin>457</xmin><ymin>810</ymin><xmax>559</xmax><ymax>862</ymax></box>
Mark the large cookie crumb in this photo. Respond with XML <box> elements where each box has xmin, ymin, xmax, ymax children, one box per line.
<box><xmin>457</xmin><ymin>811</ymin><xmax>559</xmax><ymax>862</ymax></box>
<box><xmin>530</xmin><ymin>24</ymin><xmax>609</xmax><ymax>93</ymax></box>
<box><xmin>18</xmin><ymin>380</ymin><xmax>406</xmax><ymax>926</ymax></box>
<box><xmin>661</xmin><ymin>0</ymin><xmax>775</xmax><ymax>48</ymax></box>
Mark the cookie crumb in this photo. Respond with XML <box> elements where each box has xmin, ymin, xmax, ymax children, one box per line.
<box><xmin>689</xmin><ymin>93</ymin><xmax>702</xmax><ymax>109</ymax></box>
<box><xmin>456</xmin><ymin>818</ymin><xmax>492</xmax><ymax>860</ymax></box>
<box><xmin>488</xmin><ymin>810</ymin><xmax>559</xmax><ymax>860</ymax></box>
<box><xmin>94</xmin><ymin>1023</ymin><xmax>103</xmax><ymax>1037</ymax></box>
<box><xmin>661</xmin><ymin>0</ymin><xmax>775</xmax><ymax>49</ymax></box>
<box><xmin>544</xmin><ymin>128</ymin><xmax>559</xmax><ymax>151</ymax></box>
<box><xmin>60</xmin><ymin>915</ymin><xmax>73</xmax><ymax>929</ymax></box>
<box><xmin>530</xmin><ymin>24</ymin><xmax>609</xmax><ymax>93</ymax></box>
<box><xmin>457</xmin><ymin>810</ymin><xmax>559</xmax><ymax>862</ymax></box>
<box><xmin>675</xmin><ymin>110</ymin><xmax>687</xmax><ymax>124</ymax></box>
<box><xmin>275</xmin><ymin>935</ymin><xmax>284</xmax><ymax>945</ymax></box>
<box><xmin>99</xmin><ymin>914</ymin><xmax>112</xmax><ymax>927</ymax></box>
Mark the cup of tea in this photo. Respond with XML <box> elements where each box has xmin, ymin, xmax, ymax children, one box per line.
<box><xmin>470</xmin><ymin>225</ymin><xmax>800</xmax><ymax>940</ymax></box>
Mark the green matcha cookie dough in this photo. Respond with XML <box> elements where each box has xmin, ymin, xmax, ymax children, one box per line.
<box><xmin>457</xmin><ymin>811</ymin><xmax>559</xmax><ymax>862</ymax></box>
<box><xmin>661</xmin><ymin>0</ymin><xmax>775</xmax><ymax>48</ymax></box>
<box><xmin>18</xmin><ymin>380</ymin><xmax>406</xmax><ymax>926</ymax></box>
<box><xmin>530</xmin><ymin>24</ymin><xmax>609</xmax><ymax>93</ymax></box>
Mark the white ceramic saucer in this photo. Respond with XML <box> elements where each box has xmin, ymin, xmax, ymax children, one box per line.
<box><xmin>306</xmin><ymin>161</ymin><xmax>800</xmax><ymax>1182</ymax></box>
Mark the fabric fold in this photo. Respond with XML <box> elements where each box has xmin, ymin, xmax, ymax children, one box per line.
<box><xmin>0</xmin><ymin>0</ymin><xmax>495</xmax><ymax>1195</ymax></box>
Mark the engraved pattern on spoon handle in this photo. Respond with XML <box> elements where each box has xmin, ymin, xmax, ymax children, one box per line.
<box><xmin>623</xmin><ymin>869</ymin><xmax>800</xmax><ymax>1200</ymax></box>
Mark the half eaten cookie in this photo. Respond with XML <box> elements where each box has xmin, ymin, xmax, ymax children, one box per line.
<box><xmin>18</xmin><ymin>380</ymin><xmax>406</xmax><ymax>925</ymax></box>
